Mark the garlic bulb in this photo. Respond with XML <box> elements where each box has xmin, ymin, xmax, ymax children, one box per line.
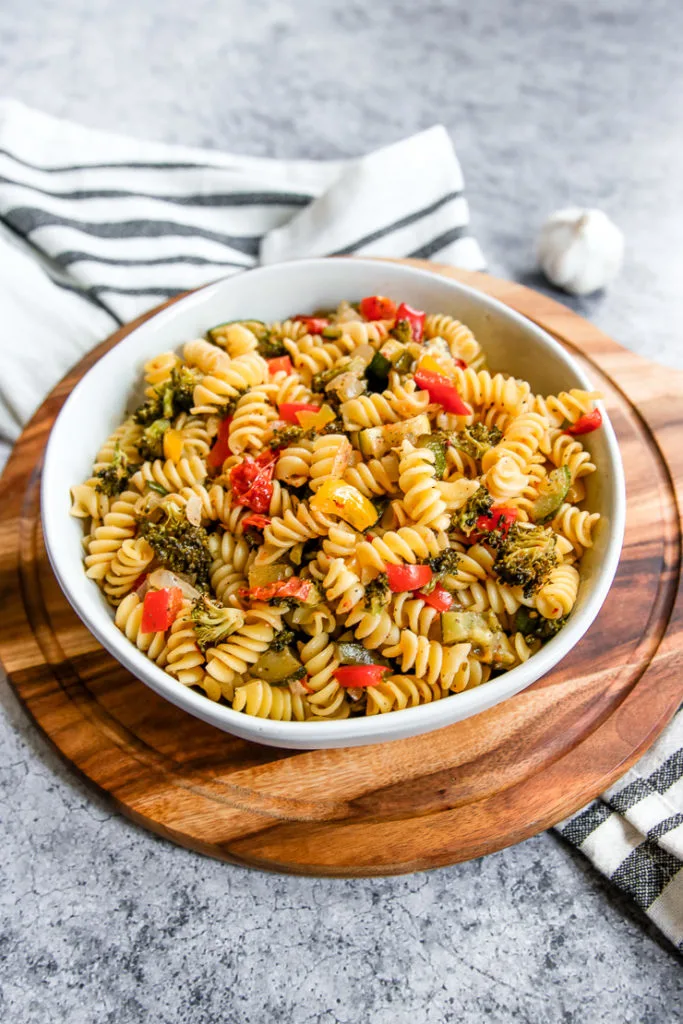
<box><xmin>537</xmin><ymin>208</ymin><xmax>624</xmax><ymax>296</ymax></box>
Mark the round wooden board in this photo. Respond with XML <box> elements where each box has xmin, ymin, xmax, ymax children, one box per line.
<box><xmin>1</xmin><ymin>263</ymin><xmax>682</xmax><ymax>877</ymax></box>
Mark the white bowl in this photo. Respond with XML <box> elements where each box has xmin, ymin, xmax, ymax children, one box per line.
<box><xmin>42</xmin><ymin>258</ymin><xmax>625</xmax><ymax>750</ymax></box>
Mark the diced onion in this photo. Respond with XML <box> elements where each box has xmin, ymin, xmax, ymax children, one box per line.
<box><xmin>147</xmin><ymin>568</ymin><xmax>201</xmax><ymax>601</ymax></box>
<box><xmin>184</xmin><ymin>493</ymin><xmax>203</xmax><ymax>526</ymax></box>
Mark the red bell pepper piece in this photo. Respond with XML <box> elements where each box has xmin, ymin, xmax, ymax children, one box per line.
<box><xmin>566</xmin><ymin>408</ymin><xmax>602</xmax><ymax>435</ymax></box>
<box><xmin>141</xmin><ymin>587</ymin><xmax>183</xmax><ymax>634</ymax></box>
<box><xmin>420</xmin><ymin>583</ymin><xmax>453</xmax><ymax>612</ymax></box>
<box><xmin>359</xmin><ymin>295</ymin><xmax>397</xmax><ymax>320</ymax></box>
<box><xmin>414</xmin><ymin>368</ymin><xmax>470</xmax><ymax>415</ymax></box>
<box><xmin>278</xmin><ymin>402</ymin><xmax>320</xmax><ymax>424</ymax></box>
<box><xmin>207</xmin><ymin>416</ymin><xmax>233</xmax><ymax>470</ymax></box>
<box><xmin>293</xmin><ymin>316</ymin><xmax>329</xmax><ymax>335</ymax></box>
<box><xmin>268</xmin><ymin>356</ymin><xmax>293</xmax><ymax>375</ymax></box>
<box><xmin>241</xmin><ymin>513</ymin><xmax>271</xmax><ymax>531</ymax></box>
<box><xmin>230</xmin><ymin>450</ymin><xmax>277</xmax><ymax>514</ymax></box>
<box><xmin>471</xmin><ymin>506</ymin><xmax>518</xmax><ymax>544</ymax></box>
<box><xmin>386</xmin><ymin>563</ymin><xmax>433</xmax><ymax>593</ymax></box>
<box><xmin>239</xmin><ymin>577</ymin><xmax>314</xmax><ymax>603</ymax></box>
<box><xmin>395</xmin><ymin>302</ymin><xmax>425</xmax><ymax>342</ymax></box>
<box><xmin>334</xmin><ymin>665</ymin><xmax>390</xmax><ymax>688</ymax></box>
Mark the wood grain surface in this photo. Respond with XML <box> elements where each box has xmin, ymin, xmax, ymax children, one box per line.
<box><xmin>1</xmin><ymin>263</ymin><xmax>681</xmax><ymax>876</ymax></box>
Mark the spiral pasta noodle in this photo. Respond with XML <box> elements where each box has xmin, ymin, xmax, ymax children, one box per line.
<box><xmin>399</xmin><ymin>441</ymin><xmax>449</xmax><ymax>530</ymax></box>
<box><xmin>73</xmin><ymin>296</ymin><xmax>603</xmax><ymax>723</ymax></box>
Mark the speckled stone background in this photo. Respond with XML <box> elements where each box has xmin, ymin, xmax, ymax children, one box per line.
<box><xmin>1</xmin><ymin>1</ymin><xmax>682</xmax><ymax>1021</ymax></box>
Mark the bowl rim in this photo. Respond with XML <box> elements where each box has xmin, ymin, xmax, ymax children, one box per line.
<box><xmin>41</xmin><ymin>257</ymin><xmax>626</xmax><ymax>746</ymax></box>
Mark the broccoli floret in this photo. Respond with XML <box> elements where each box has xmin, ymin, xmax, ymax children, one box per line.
<box><xmin>138</xmin><ymin>505</ymin><xmax>212</xmax><ymax>589</ymax></box>
<box><xmin>191</xmin><ymin>597</ymin><xmax>244</xmax><ymax>651</ymax></box>
<box><xmin>494</xmin><ymin>522</ymin><xmax>558</xmax><ymax>597</ymax></box>
<box><xmin>365</xmin><ymin>573</ymin><xmax>389</xmax><ymax>615</ymax></box>
<box><xmin>306</xmin><ymin>418</ymin><xmax>345</xmax><ymax>439</ymax></box>
<box><xmin>390</xmin><ymin>319</ymin><xmax>412</xmax><ymax>344</ymax></box>
<box><xmin>270</xmin><ymin>424</ymin><xmax>304</xmax><ymax>448</ymax></box>
<box><xmin>257</xmin><ymin>332</ymin><xmax>287</xmax><ymax>359</ymax></box>
<box><xmin>94</xmin><ymin>443</ymin><xmax>136</xmax><ymax>496</ymax></box>
<box><xmin>425</xmin><ymin>548</ymin><xmax>462</xmax><ymax>591</ymax></box>
<box><xmin>451</xmin><ymin>486</ymin><xmax>494</xmax><ymax>535</ymax></box>
<box><xmin>137</xmin><ymin>418</ymin><xmax>170</xmax><ymax>461</ymax></box>
<box><xmin>168</xmin><ymin>366</ymin><xmax>200</xmax><ymax>414</ymax></box>
<box><xmin>450</xmin><ymin>423</ymin><xmax>503</xmax><ymax>460</ymax></box>
<box><xmin>270</xmin><ymin>627</ymin><xmax>296</xmax><ymax>653</ymax></box>
<box><xmin>133</xmin><ymin>367</ymin><xmax>200</xmax><ymax>425</ymax></box>
<box><xmin>514</xmin><ymin>606</ymin><xmax>566</xmax><ymax>641</ymax></box>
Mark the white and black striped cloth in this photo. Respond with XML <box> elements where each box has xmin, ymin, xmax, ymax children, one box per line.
<box><xmin>1</xmin><ymin>100</ymin><xmax>680</xmax><ymax>950</ymax></box>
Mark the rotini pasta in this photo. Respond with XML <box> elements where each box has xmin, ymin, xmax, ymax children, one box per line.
<box><xmin>73</xmin><ymin>295</ymin><xmax>603</xmax><ymax>723</ymax></box>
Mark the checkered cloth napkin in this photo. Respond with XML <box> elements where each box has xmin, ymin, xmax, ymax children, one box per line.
<box><xmin>0</xmin><ymin>100</ymin><xmax>680</xmax><ymax>950</ymax></box>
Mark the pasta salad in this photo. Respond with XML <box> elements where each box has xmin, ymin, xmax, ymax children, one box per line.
<box><xmin>71</xmin><ymin>295</ymin><xmax>603</xmax><ymax>721</ymax></box>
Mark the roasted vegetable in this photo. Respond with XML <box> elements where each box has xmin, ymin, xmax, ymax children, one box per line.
<box><xmin>365</xmin><ymin>350</ymin><xmax>393</xmax><ymax>392</ymax></box>
<box><xmin>208</xmin><ymin>319</ymin><xmax>268</xmax><ymax>344</ymax></box>
<box><xmin>418</xmin><ymin>434</ymin><xmax>447</xmax><ymax>479</ymax></box>
<box><xmin>94</xmin><ymin>442</ymin><xmax>135</xmax><ymax>496</ymax></box>
<box><xmin>514</xmin><ymin>606</ymin><xmax>566</xmax><ymax>641</ymax></box>
<box><xmin>441</xmin><ymin>610</ymin><xmax>514</xmax><ymax>666</ymax></box>
<box><xmin>310</xmin><ymin>480</ymin><xmax>379</xmax><ymax>531</ymax></box>
<box><xmin>257</xmin><ymin>333</ymin><xmax>287</xmax><ymax>359</ymax></box>
<box><xmin>133</xmin><ymin>367</ymin><xmax>200</xmax><ymax>426</ymax></box>
<box><xmin>426</xmin><ymin>548</ymin><xmax>462</xmax><ymax>589</ymax></box>
<box><xmin>357</xmin><ymin>413</ymin><xmax>431</xmax><ymax>458</ymax></box>
<box><xmin>251</xmin><ymin>647</ymin><xmax>305</xmax><ymax>684</ymax></box>
<box><xmin>270</xmin><ymin>423</ymin><xmax>304</xmax><ymax>448</ymax></box>
<box><xmin>138</xmin><ymin>504</ymin><xmax>212</xmax><ymax>589</ymax></box>
<box><xmin>530</xmin><ymin>466</ymin><xmax>571</xmax><ymax>524</ymax></box>
<box><xmin>240</xmin><ymin>577</ymin><xmax>317</xmax><ymax>605</ymax></box>
<box><xmin>191</xmin><ymin>597</ymin><xmax>244</xmax><ymax>651</ymax></box>
<box><xmin>335</xmin><ymin>642</ymin><xmax>391</xmax><ymax>667</ymax></box>
<box><xmin>390</xmin><ymin>319</ymin><xmax>413</xmax><ymax>345</ymax></box>
<box><xmin>451</xmin><ymin>486</ymin><xmax>494</xmax><ymax>535</ymax></box>
<box><xmin>494</xmin><ymin>522</ymin><xmax>558</xmax><ymax>596</ymax></box>
<box><xmin>334</xmin><ymin>665</ymin><xmax>390</xmax><ymax>687</ymax></box>
<box><xmin>364</xmin><ymin>573</ymin><xmax>389</xmax><ymax>614</ymax></box>
<box><xmin>137</xmin><ymin>418</ymin><xmax>171</xmax><ymax>461</ymax></box>
<box><xmin>141</xmin><ymin>587</ymin><xmax>184</xmax><ymax>634</ymax></box>
<box><xmin>270</xmin><ymin>627</ymin><xmax>296</xmax><ymax>652</ymax></box>
<box><xmin>450</xmin><ymin>422</ymin><xmax>503</xmax><ymax>460</ymax></box>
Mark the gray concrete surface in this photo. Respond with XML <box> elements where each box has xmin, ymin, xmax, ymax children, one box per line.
<box><xmin>1</xmin><ymin>0</ymin><xmax>682</xmax><ymax>1021</ymax></box>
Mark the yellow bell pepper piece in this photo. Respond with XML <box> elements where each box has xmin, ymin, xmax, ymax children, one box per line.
<box><xmin>296</xmin><ymin>404</ymin><xmax>336</xmax><ymax>431</ymax></box>
<box><xmin>163</xmin><ymin>429</ymin><xmax>185</xmax><ymax>463</ymax></box>
<box><xmin>417</xmin><ymin>353</ymin><xmax>455</xmax><ymax>377</ymax></box>
<box><xmin>310</xmin><ymin>479</ymin><xmax>378</xmax><ymax>531</ymax></box>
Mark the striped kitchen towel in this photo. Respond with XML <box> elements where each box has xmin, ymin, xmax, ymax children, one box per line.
<box><xmin>0</xmin><ymin>100</ymin><xmax>680</xmax><ymax>952</ymax></box>
<box><xmin>0</xmin><ymin>99</ymin><xmax>483</xmax><ymax>455</ymax></box>
<box><xmin>556</xmin><ymin>708</ymin><xmax>683</xmax><ymax>949</ymax></box>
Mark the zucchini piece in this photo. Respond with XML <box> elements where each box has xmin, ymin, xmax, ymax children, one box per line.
<box><xmin>365</xmin><ymin>351</ymin><xmax>393</xmax><ymax>392</ymax></box>
<box><xmin>441</xmin><ymin>610</ymin><xmax>514</xmax><ymax>666</ymax></box>
<box><xmin>442</xmin><ymin>610</ymin><xmax>499</xmax><ymax>645</ymax></box>
<box><xmin>357</xmin><ymin>413</ymin><xmax>431</xmax><ymax>457</ymax></box>
<box><xmin>335</xmin><ymin>642</ymin><xmax>391</xmax><ymax>667</ymax></box>
<box><xmin>530</xmin><ymin>466</ymin><xmax>571</xmax><ymax>524</ymax></box>
<box><xmin>251</xmin><ymin>646</ymin><xmax>304</xmax><ymax>684</ymax></box>
<box><xmin>418</xmin><ymin>434</ymin><xmax>447</xmax><ymax>480</ymax></box>
<box><xmin>378</xmin><ymin>338</ymin><xmax>405</xmax><ymax>363</ymax></box>
<box><xmin>207</xmin><ymin>319</ymin><xmax>268</xmax><ymax>343</ymax></box>
<box><xmin>392</xmin><ymin>348</ymin><xmax>414</xmax><ymax>374</ymax></box>
<box><xmin>247</xmin><ymin>563</ymin><xmax>292</xmax><ymax>589</ymax></box>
